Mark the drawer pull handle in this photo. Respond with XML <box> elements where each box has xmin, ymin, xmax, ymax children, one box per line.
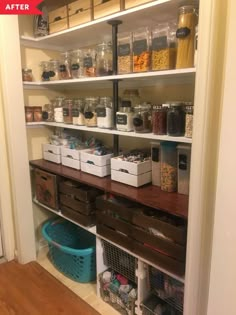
<box><xmin>66</xmin><ymin>155</ymin><xmax>73</xmax><ymax>159</ymax></box>
<box><xmin>119</xmin><ymin>168</ymin><xmax>129</xmax><ymax>174</ymax></box>
<box><xmin>54</xmin><ymin>16</ymin><xmax>62</xmax><ymax>22</ymax></box>
<box><xmin>87</xmin><ymin>160</ymin><xmax>94</xmax><ymax>165</ymax></box>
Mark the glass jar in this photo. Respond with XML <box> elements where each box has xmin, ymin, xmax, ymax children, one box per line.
<box><xmin>33</xmin><ymin>106</ymin><xmax>43</xmax><ymax>122</ymax></box>
<box><xmin>116</xmin><ymin>100</ymin><xmax>134</xmax><ymax>132</ymax></box>
<box><xmin>48</xmin><ymin>60</ymin><xmax>60</xmax><ymax>81</ymax></box>
<box><xmin>133</xmin><ymin>27</ymin><xmax>151</xmax><ymax>72</ymax></box>
<box><xmin>161</xmin><ymin>142</ymin><xmax>177</xmax><ymax>192</ymax></box>
<box><xmin>22</xmin><ymin>68</ymin><xmax>33</xmax><ymax>82</ymax></box>
<box><xmin>59</xmin><ymin>52</ymin><xmax>72</xmax><ymax>80</ymax></box>
<box><xmin>133</xmin><ymin>103</ymin><xmax>152</xmax><ymax>133</ymax></box>
<box><xmin>118</xmin><ymin>32</ymin><xmax>132</xmax><ymax>74</ymax></box>
<box><xmin>152</xmin><ymin>104</ymin><xmax>168</xmax><ymax>135</ymax></box>
<box><xmin>122</xmin><ymin>89</ymin><xmax>140</xmax><ymax>107</ymax></box>
<box><xmin>83</xmin><ymin>49</ymin><xmax>96</xmax><ymax>77</ymax></box>
<box><xmin>71</xmin><ymin>49</ymin><xmax>83</xmax><ymax>79</ymax></box>
<box><xmin>151</xmin><ymin>23</ymin><xmax>177</xmax><ymax>71</ymax></box>
<box><xmin>25</xmin><ymin>106</ymin><xmax>34</xmax><ymax>122</ymax></box>
<box><xmin>40</xmin><ymin>61</ymin><xmax>51</xmax><ymax>81</ymax></box>
<box><xmin>63</xmin><ymin>99</ymin><xmax>73</xmax><ymax>124</ymax></box>
<box><xmin>42</xmin><ymin>103</ymin><xmax>54</xmax><ymax>122</ymax></box>
<box><xmin>176</xmin><ymin>5</ymin><xmax>198</xmax><ymax>69</ymax></box>
<box><xmin>84</xmin><ymin>97</ymin><xmax>98</xmax><ymax>127</ymax></box>
<box><xmin>167</xmin><ymin>102</ymin><xmax>185</xmax><ymax>136</ymax></box>
<box><xmin>72</xmin><ymin>98</ymin><xmax>85</xmax><ymax>125</ymax></box>
<box><xmin>96</xmin><ymin>97</ymin><xmax>113</xmax><ymax>129</ymax></box>
<box><xmin>96</xmin><ymin>42</ymin><xmax>113</xmax><ymax>76</ymax></box>
<box><xmin>54</xmin><ymin>96</ymin><xmax>65</xmax><ymax>123</ymax></box>
<box><xmin>185</xmin><ymin>102</ymin><xmax>194</xmax><ymax>138</ymax></box>
<box><xmin>151</xmin><ymin>141</ymin><xmax>161</xmax><ymax>187</ymax></box>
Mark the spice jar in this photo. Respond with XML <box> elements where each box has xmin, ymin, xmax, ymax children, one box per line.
<box><xmin>185</xmin><ymin>102</ymin><xmax>193</xmax><ymax>138</ymax></box>
<box><xmin>167</xmin><ymin>102</ymin><xmax>185</xmax><ymax>136</ymax></box>
<box><xmin>152</xmin><ymin>104</ymin><xmax>168</xmax><ymax>135</ymax></box>
<box><xmin>161</xmin><ymin>142</ymin><xmax>177</xmax><ymax>192</ymax></box>
<box><xmin>63</xmin><ymin>99</ymin><xmax>73</xmax><ymax>124</ymax></box>
<box><xmin>48</xmin><ymin>60</ymin><xmax>60</xmax><ymax>81</ymax></box>
<box><xmin>71</xmin><ymin>49</ymin><xmax>83</xmax><ymax>78</ymax></box>
<box><xmin>83</xmin><ymin>49</ymin><xmax>96</xmax><ymax>77</ymax></box>
<box><xmin>40</xmin><ymin>61</ymin><xmax>51</xmax><ymax>81</ymax></box>
<box><xmin>122</xmin><ymin>89</ymin><xmax>140</xmax><ymax>107</ymax></box>
<box><xmin>84</xmin><ymin>97</ymin><xmax>98</xmax><ymax>127</ymax></box>
<box><xmin>72</xmin><ymin>99</ymin><xmax>85</xmax><ymax>125</ymax></box>
<box><xmin>176</xmin><ymin>5</ymin><xmax>198</xmax><ymax>69</ymax></box>
<box><xmin>151</xmin><ymin>141</ymin><xmax>161</xmax><ymax>187</ymax></box>
<box><xmin>59</xmin><ymin>52</ymin><xmax>72</xmax><ymax>80</ymax></box>
<box><xmin>96</xmin><ymin>42</ymin><xmax>113</xmax><ymax>76</ymax></box>
<box><xmin>116</xmin><ymin>100</ymin><xmax>134</xmax><ymax>132</ymax></box>
<box><xmin>33</xmin><ymin>106</ymin><xmax>43</xmax><ymax>122</ymax></box>
<box><xmin>22</xmin><ymin>68</ymin><xmax>33</xmax><ymax>82</ymax></box>
<box><xmin>96</xmin><ymin>97</ymin><xmax>113</xmax><ymax>129</ymax></box>
<box><xmin>133</xmin><ymin>27</ymin><xmax>151</xmax><ymax>72</ymax></box>
<box><xmin>133</xmin><ymin>103</ymin><xmax>152</xmax><ymax>133</ymax></box>
<box><xmin>177</xmin><ymin>144</ymin><xmax>191</xmax><ymax>195</ymax></box>
<box><xmin>118</xmin><ymin>32</ymin><xmax>132</xmax><ymax>74</ymax></box>
<box><xmin>42</xmin><ymin>103</ymin><xmax>54</xmax><ymax>122</ymax></box>
<box><xmin>54</xmin><ymin>96</ymin><xmax>65</xmax><ymax>123</ymax></box>
<box><xmin>151</xmin><ymin>23</ymin><xmax>177</xmax><ymax>71</ymax></box>
<box><xmin>25</xmin><ymin>106</ymin><xmax>34</xmax><ymax>122</ymax></box>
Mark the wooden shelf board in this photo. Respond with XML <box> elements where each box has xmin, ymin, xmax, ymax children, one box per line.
<box><xmin>30</xmin><ymin>159</ymin><xmax>188</xmax><ymax>219</ymax></box>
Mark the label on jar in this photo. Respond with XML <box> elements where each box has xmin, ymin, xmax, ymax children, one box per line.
<box><xmin>83</xmin><ymin>57</ymin><xmax>93</xmax><ymax>68</ymax></box>
<box><xmin>72</xmin><ymin>108</ymin><xmax>79</xmax><ymax>117</ymax></box>
<box><xmin>71</xmin><ymin>63</ymin><xmax>80</xmax><ymax>70</ymax></box>
<box><xmin>49</xmin><ymin>70</ymin><xmax>56</xmax><ymax>78</ymax></box>
<box><xmin>133</xmin><ymin>39</ymin><xmax>147</xmax><ymax>55</ymax></box>
<box><xmin>152</xmin><ymin>147</ymin><xmax>159</xmax><ymax>162</ymax></box>
<box><xmin>179</xmin><ymin>154</ymin><xmax>187</xmax><ymax>170</ymax></box>
<box><xmin>42</xmin><ymin>111</ymin><xmax>49</xmax><ymax>120</ymax></box>
<box><xmin>84</xmin><ymin>111</ymin><xmax>94</xmax><ymax>119</ymax></box>
<box><xmin>176</xmin><ymin>27</ymin><xmax>191</xmax><ymax>38</ymax></box>
<box><xmin>63</xmin><ymin>108</ymin><xmax>69</xmax><ymax>116</ymax></box>
<box><xmin>152</xmin><ymin>36</ymin><xmax>168</xmax><ymax>50</ymax></box>
<box><xmin>133</xmin><ymin>117</ymin><xmax>143</xmax><ymax>127</ymax></box>
<box><xmin>59</xmin><ymin>64</ymin><xmax>66</xmax><ymax>72</ymax></box>
<box><xmin>96</xmin><ymin>107</ymin><xmax>106</xmax><ymax>118</ymax></box>
<box><xmin>116</xmin><ymin>114</ymin><xmax>127</xmax><ymax>125</ymax></box>
<box><xmin>118</xmin><ymin>44</ymin><xmax>131</xmax><ymax>56</ymax></box>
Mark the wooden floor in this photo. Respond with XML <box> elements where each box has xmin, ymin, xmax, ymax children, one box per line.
<box><xmin>0</xmin><ymin>260</ymin><xmax>101</xmax><ymax>315</ymax></box>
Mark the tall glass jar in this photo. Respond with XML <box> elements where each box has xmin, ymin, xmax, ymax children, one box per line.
<box><xmin>122</xmin><ymin>89</ymin><xmax>140</xmax><ymax>107</ymax></box>
<box><xmin>152</xmin><ymin>104</ymin><xmax>168</xmax><ymax>135</ymax></box>
<box><xmin>54</xmin><ymin>96</ymin><xmax>65</xmax><ymax>123</ymax></box>
<box><xmin>63</xmin><ymin>99</ymin><xmax>73</xmax><ymax>124</ymax></box>
<box><xmin>161</xmin><ymin>142</ymin><xmax>177</xmax><ymax>192</ymax></box>
<box><xmin>185</xmin><ymin>102</ymin><xmax>194</xmax><ymax>138</ymax></box>
<box><xmin>72</xmin><ymin>98</ymin><xmax>85</xmax><ymax>126</ymax></box>
<box><xmin>84</xmin><ymin>97</ymin><xmax>98</xmax><ymax>127</ymax></box>
<box><xmin>118</xmin><ymin>32</ymin><xmax>132</xmax><ymax>74</ymax></box>
<box><xmin>133</xmin><ymin>27</ymin><xmax>151</xmax><ymax>72</ymax></box>
<box><xmin>96</xmin><ymin>42</ymin><xmax>113</xmax><ymax>76</ymax></box>
<box><xmin>40</xmin><ymin>61</ymin><xmax>51</xmax><ymax>81</ymax></box>
<box><xmin>59</xmin><ymin>52</ymin><xmax>72</xmax><ymax>80</ymax></box>
<box><xmin>133</xmin><ymin>103</ymin><xmax>152</xmax><ymax>133</ymax></box>
<box><xmin>176</xmin><ymin>5</ymin><xmax>198</xmax><ymax>69</ymax></box>
<box><xmin>71</xmin><ymin>49</ymin><xmax>83</xmax><ymax>79</ymax></box>
<box><xmin>167</xmin><ymin>102</ymin><xmax>186</xmax><ymax>136</ymax></box>
<box><xmin>49</xmin><ymin>60</ymin><xmax>60</xmax><ymax>81</ymax></box>
<box><xmin>96</xmin><ymin>97</ymin><xmax>113</xmax><ymax>129</ymax></box>
<box><xmin>42</xmin><ymin>103</ymin><xmax>54</xmax><ymax>122</ymax></box>
<box><xmin>116</xmin><ymin>100</ymin><xmax>134</xmax><ymax>132</ymax></box>
<box><xmin>83</xmin><ymin>49</ymin><xmax>96</xmax><ymax>77</ymax></box>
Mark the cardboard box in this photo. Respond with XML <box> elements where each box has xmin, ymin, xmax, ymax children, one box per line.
<box><xmin>125</xmin><ymin>0</ymin><xmax>153</xmax><ymax>10</ymax></box>
<box><xmin>68</xmin><ymin>0</ymin><xmax>92</xmax><ymax>28</ymax></box>
<box><xmin>93</xmin><ymin>0</ymin><xmax>121</xmax><ymax>20</ymax></box>
<box><xmin>43</xmin><ymin>144</ymin><xmax>61</xmax><ymax>164</ymax></box>
<box><xmin>49</xmin><ymin>5</ymin><xmax>68</xmax><ymax>34</ymax></box>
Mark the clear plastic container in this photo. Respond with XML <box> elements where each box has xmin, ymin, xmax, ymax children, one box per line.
<box><xmin>116</xmin><ymin>100</ymin><xmax>134</xmax><ymax>132</ymax></box>
<box><xmin>71</xmin><ymin>49</ymin><xmax>83</xmax><ymax>78</ymax></box>
<box><xmin>167</xmin><ymin>102</ymin><xmax>185</xmax><ymax>136</ymax></box>
<box><xmin>161</xmin><ymin>142</ymin><xmax>177</xmax><ymax>192</ymax></box>
<box><xmin>177</xmin><ymin>144</ymin><xmax>191</xmax><ymax>195</ymax></box>
<box><xmin>59</xmin><ymin>52</ymin><xmax>72</xmax><ymax>80</ymax></box>
<box><xmin>72</xmin><ymin>98</ymin><xmax>85</xmax><ymax>125</ymax></box>
<box><xmin>96</xmin><ymin>42</ymin><xmax>113</xmax><ymax>76</ymax></box>
<box><xmin>96</xmin><ymin>97</ymin><xmax>113</xmax><ymax>129</ymax></box>
<box><xmin>151</xmin><ymin>141</ymin><xmax>161</xmax><ymax>187</ymax></box>
<box><xmin>40</xmin><ymin>61</ymin><xmax>51</xmax><ymax>81</ymax></box>
<box><xmin>84</xmin><ymin>97</ymin><xmax>98</xmax><ymax>127</ymax></box>
<box><xmin>133</xmin><ymin>27</ymin><xmax>151</xmax><ymax>72</ymax></box>
<box><xmin>133</xmin><ymin>103</ymin><xmax>152</xmax><ymax>133</ymax></box>
<box><xmin>176</xmin><ymin>5</ymin><xmax>198</xmax><ymax>69</ymax></box>
<box><xmin>63</xmin><ymin>99</ymin><xmax>73</xmax><ymax>124</ymax></box>
<box><xmin>54</xmin><ymin>96</ymin><xmax>65</xmax><ymax>123</ymax></box>
<box><xmin>49</xmin><ymin>60</ymin><xmax>60</xmax><ymax>81</ymax></box>
<box><xmin>151</xmin><ymin>23</ymin><xmax>177</xmax><ymax>71</ymax></box>
<box><xmin>185</xmin><ymin>102</ymin><xmax>194</xmax><ymax>138</ymax></box>
<box><xmin>117</xmin><ymin>32</ymin><xmax>132</xmax><ymax>74</ymax></box>
<box><xmin>83</xmin><ymin>49</ymin><xmax>96</xmax><ymax>77</ymax></box>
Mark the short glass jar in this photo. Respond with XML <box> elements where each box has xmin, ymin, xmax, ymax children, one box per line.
<box><xmin>96</xmin><ymin>97</ymin><xmax>113</xmax><ymax>129</ymax></box>
<box><xmin>63</xmin><ymin>99</ymin><xmax>73</xmax><ymax>124</ymax></box>
<box><xmin>84</xmin><ymin>97</ymin><xmax>98</xmax><ymax>127</ymax></box>
<box><xmin>59</xmin><ymin>52</ymin><xmax>72</xmax><ymax>80</ymax></box>
<box><xmin>167</xmin><ymin>102</ymin><xmax>185</xmax><ymax>136</ymax></box>
<box><xmin>72</xmin><ymin>98</ymin><xmax>85</xmax><ymax>125</ymax></box>
<box><xmin>22</xmin><ymin>68</ymin><xmax>33</xmax><ymax>82</ymax></box>
<box><xmin>133</xmin><ymin>103</ymin><xmax>152</xmax><ymax>133</ymax></box>
<box><xmin>116</xmin><ymin>100</ymin><xmax>134</xmax><ymax>132</ymax></box>
<box><xmin>71</xmin><ymin>49</ymin><xmax>83</xmax><ymax>79</ymax></box>
<box><xmin>185</xmin><ymin>102</ymin><xmax>194</xmax><ymax>138</ymax></box>
<box><xmin>96</xmin><ymin>42</ymin><xmax>113</xmax><ymax>76</ymax></box>
<box><xmin>152</xmin><ymin>104</ymin><xmax>168</xmax><ymax>135</ymax></box>
<box><xmin>54</xmin><ymin>96</ymin><xmax>65</xmax><ymax>123</ymax></box>
<box><xmin>42</xmin><ymin>103</ymin><xmax>54</xmax><ymax>122</ymax></box>
<box><xmin>49</xmin><ymin>60</ymin><xmax>60</xmax><ymax>81</ymax></box>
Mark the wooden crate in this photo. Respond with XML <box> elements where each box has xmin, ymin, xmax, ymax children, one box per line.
<box><xmin>49</xmin><ymin>5</ymin><xmax>68</xmax><ymax>34</ymax></box>
<box><xmin>124</xmin><ymin>0</ymin><xmax>153</xmax><ymax>10</ymax></box>
<box><xmin>35</xmin><ymin>169</ymin><xmax>58</xmax><ymax>209</ymax></box>
<box><xmin>59</xmin><ymin>194</ymin><xmax>95</xmax><ymax>215</ymax></box>
<box><xmin>61</xmin><ymin>204</ymin><xmax>95</xmax><ymax>226</ymax></box>
<box><xmin>93</xmin><ymin>0</ymin><xmax>121</xmax><ymax>20</ymax></box>
<box><xmin>68</xmin><ymin>0</ymin><xmax>92</xmax><ymax>28</ymax></box>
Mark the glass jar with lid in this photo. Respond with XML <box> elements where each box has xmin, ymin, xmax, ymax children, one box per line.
<box><xmin>22</xmin><ymin>68</ymin><xmax>33</xmax><ymax>82</ymax></box>
<box><xmin>116</xmin><ymin>100</ymin><xmax>134</xmax><ymax>132</ymax></box>
<box><xmin>42</xmin><ymin>103</ymin><xmax>55</xmax><ymax>122</ymax></box>
<box><xmin>152</xmin><ymin>104</ymin><xmax>168</xmax><ymax>135</ymax></box>
<box><xmin>167</xmin><ymin>102</ymin><xmax>186</xmax><ymax>136</ymax></box>
<box><xmin>71</xmin><ymin>49</ymin><xmax>83</xmax><ymax>79</ymax></box>
<box><xmin>84</xmin><ymin>97</ymin><xmax>99</xmax><ymax>127</ymax></box>
<box><xmin>63</xmin><ymin>99</ymin><xmax>73</xmax><ymax>124</ymax></box>
<box><xmin>161</xmin><ymin>142</ymin><xmax>177</xmax><ymax>192</ymax></box>
<box><xmin>59</xmin><ymin>52</ymin><xmax>72</xmax><ymax>80</ymax></box>
<box><xmin>185</xmin><ymin>102</ymin><xmax>193</xmax><ymax>138</ymax></box>
<box><xmin>122</xmin><ymin>89</ymin><xmax>140</xmax><ymax>107</ymax></box>
<box><xmin>83</xmin><ymin>49</ymin><xmax>96</xmax><ymax>77</ymax></box>
<box><xmin>96</xmin><ymin>97</ymin><xmax>113</xmax><ymax>129</ymax></box>
<box><xmin>72</xmin><ymin>98</ymin><xmax>85</xmax><ymax>125</ymax></box>
<box><xmin>133</xmin><ymin>103</ymin><xmax>152</xmax><ymax>133</ymax></box>
<box><xmin>118</xmin><ymin>32</ymin><xmax>132</xmax><ymax>74</ymax></box>
<box><xmin>49</xmin><ymin>60</ymin><xmax>60</xmax><ymax>81</ymax></box>
<box><xmin>96</xmin><ymin>42</ymin><xmax>113</xmax><ymax>76</ymax></box>
<box><xmin>40</xmin><ymin>61</ymin><xmax>51</xmax><ymax>81</ymax></box>
<box><xmin>54</xmin><ymin>96</ymin><xmax>65</xmax><ymax>123</ymax></box>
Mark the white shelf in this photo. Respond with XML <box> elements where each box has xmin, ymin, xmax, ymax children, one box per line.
<box><xmin>20</xmin><ymin>0</ymin><xmax>198</xmax><ymax>51</ymax></box>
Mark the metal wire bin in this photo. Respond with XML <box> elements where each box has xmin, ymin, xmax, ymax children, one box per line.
<box><xmin>142</xmin><ymin>293</ymin><xmax>182</xmax><ymax>315</ymax></box>
<box><xmin>149</xmin><ymin>266</ymin><xmax>184</xmax><ymax>313</ymax></box>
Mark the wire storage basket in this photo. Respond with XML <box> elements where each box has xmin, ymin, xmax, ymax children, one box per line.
<box><xmin>42</xmin><ymin>218</ymin><xmax>96</xmax><ymax>283</ymax></box>
<box><xmin>142</xmin><ymin>293</ymin><xmax>182</xmax><ymax>315</ymax></box>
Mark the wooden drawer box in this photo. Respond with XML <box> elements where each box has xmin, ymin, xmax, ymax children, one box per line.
<box><xmin>59</xmin><ymin>194</ymin><xmax>95</xmax><ymax>215</ymax></box>
<box><xmin>35</xmin><ymin>169</ymin><xmax>58</xmax><ymax>209</ymax></box>
<box><xmin>49</xmin><ymin>5</ymin><xmax>68</xmax><ymax>34</ymax></box>
<box><xmin>93</xmin><ymin>0</ymin><xmax>121</xmax><ymax>20</ymax></box>
<box><xmin>125</xmin><ymin>0</ymin><xmax>153</xmax><ymax>10</ymax></box>
<box><xmin>68</xmin><ymin>0</ymin><xmax>92</xmax><ymax>28</ymax></box>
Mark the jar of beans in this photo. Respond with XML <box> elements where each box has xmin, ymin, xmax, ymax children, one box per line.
<box><xmin>185</xmin><ymin>102</ymin><xmax>193</xmax><ymax>138</ymax></box>
<box><xmin>161</xmin><ymin>142</ymin><xmax>177</xmax><ymax>192</ymax></box>
<box><xmin>133</xmin><ymin>103</ymin><xmax>152</xmax><ymax>133</ymax></box>
<box><xmin>152</xmin><ymin>104</ymin><xmax>168</xmax><ymax>135</ymax></box>
<box><xmin>167</xmin><ymin>102</ymin><xmax>185</xmax><ymax>136</ymax></box>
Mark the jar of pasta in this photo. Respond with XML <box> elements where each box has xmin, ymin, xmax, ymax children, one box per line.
<box><xmin>176</xmin><ymin>5</ymin><xmax>198</xmax><ymax>69</ymax></box>
<box><xmin>161</xmin><ymin>142</ymin><xmax>177</xmax><ymax>192</ymax></box>
<box><xmin>118</xmin><ymin>32</ymin><xmax>132</xmax><ymax>74</ymax></box>
<box><xmin>133</xmin><ymin>27</ymin><xmax>151</xmax><ymax>72</ymax></box>
<box><xmin>84</xmin><ymin>97</ymin><xmax>98</xmax><ymax>127</ymax></box>
<box><xmin>185</xmin><ymin>102</ymin><xmax>193</xmax><ymax>138</ymax></box>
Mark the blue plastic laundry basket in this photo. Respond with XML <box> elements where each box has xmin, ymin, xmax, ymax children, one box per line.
<box><xmin>42</xmin><ymin>218</ymin><xmax>96</xmax><ymax>283</ymax></box>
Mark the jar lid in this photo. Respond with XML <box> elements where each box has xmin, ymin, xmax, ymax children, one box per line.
<box><xmin>22</xmin><ymin>68</ymin><xmax>32</xmax><ymax>72</ymax></box>
<box><xmin>170</xmin><ymin>102</ymin><xmax>183</xmax><ymax>107</ymax></box>
<box><xmin>153</xmin><ymin>104</ymin><xmax>163</xmax><ymax>110</ymax></box>
<box><xmin>134</xmin><ymin>103</ymin><xmax>151</xmax><ymax>110</ymax></box>
<box><xmin>121</xmin><ymin>100</ymin><xmax>132</xmax><ymax>107</ymax></box>
<box><xmin>178</xmin><ymin>5</ymin><xmax>196</xmax><ymax>13</ymax></box>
